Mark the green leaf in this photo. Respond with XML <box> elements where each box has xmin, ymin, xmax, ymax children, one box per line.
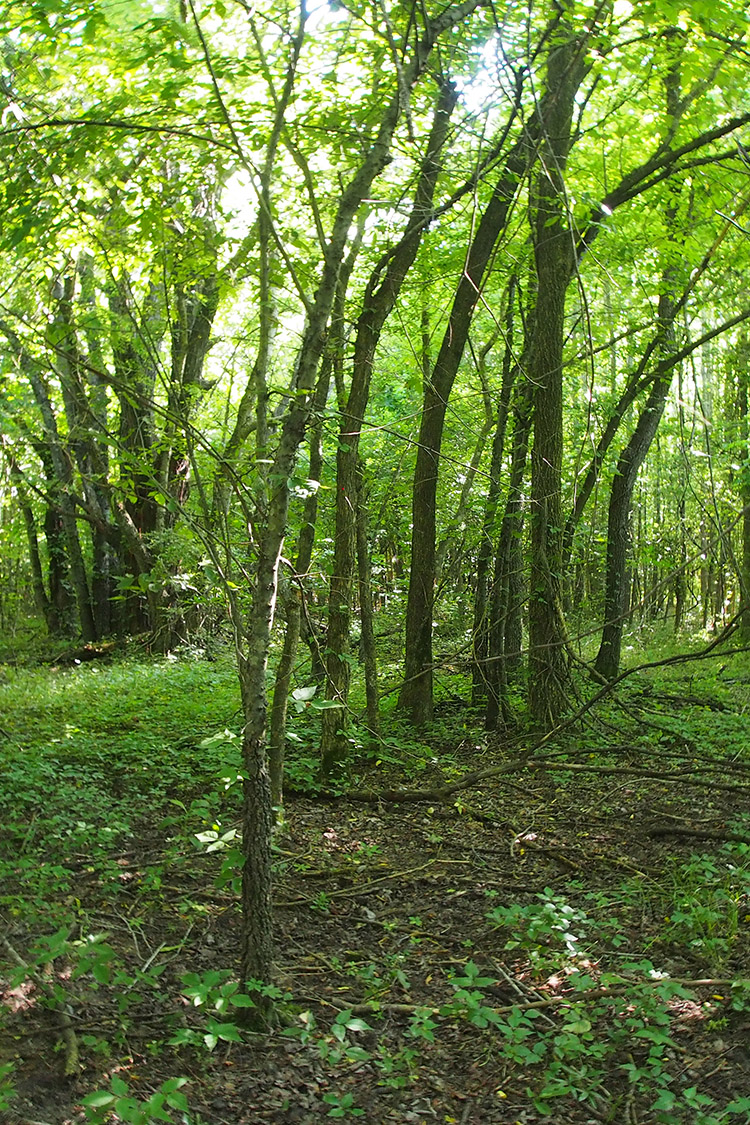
<box><xmin>208</xmin><ymin>1020</ymin><xmax>244</xmax><ymax>1042</ymax></box>
<box><xmin>561</xmin><ymin>1019</ymin><xmax>592</xmax><ymax>1034</ymax></box>
<box><xmin>161</xmin><ymin>1078</ymin><xmax>188</xmax><ymax>1093</ymax></box>
<box><xmin>81</xmin><ymin>1092</ymin><xmax>116</xmax><ymax>1109</ymax></box>
<box><xmin>91</xmin><ymin>960</ymin><xmax>111</xmax><ymax>984</ymax></box>
<box><xmin>166</xmin><ymin>1091</ymin><xmax>190</xmax><ymax>1112</ymax></box>
<box><xmin>114</xmin><ymin>1096</ymin><xmax>141</xmax><ymax>1118</ymax></box>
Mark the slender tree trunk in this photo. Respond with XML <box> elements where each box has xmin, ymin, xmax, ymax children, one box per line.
<box><xmin>595</xmin><ymin>32</ymin><xmax>684</xmax><ymax>679</ymax></box>
<box><xmin>435</xmin><ymin>383</ymin><xmax>495</xmax><ymax>582</ymax></box>
<box><xmin>399</xmin><ymin>98</ymin><xmax>540</xmax><ymax>724</ymax></box>
<box><xmin>736</xmin><ymin>338</ymin><xmax>750</xmax><ymax>641</ymax></box>
<box><xmin>236</xmin><ymin>1</ymin><xmax>479</xmax><ymax>1002</ymax></box>
<box><xmin>356</xmin><ymin>466</ymin><xmax>380</xmax><ymax>739</ymax></box>
<box><xmin>594</xmin><ymin>319</ymin><xmax>677</xmax><ymax>677</ymax></box>
<box><xmin>485</xmin><ymin>381</ymin><xmax>532</xmax><ymax>729</ymax></box>
<box><xmin>472</xmin><ymin>282</ymin><xmax>519</xmax><ymax>704</ymax></box>
<box><xmin>44</xmin><ymin>504</ymin><xmax>75</xmax><ymax>635</ymax></box>
<box><xmin>268</xmin><ymin>353</ymin><xmax>334</xmax><ymax>809</ymax></box>
<box><xmin>54</xmin><ymin>271</ymin><xmax>117</xmax><ymax>638</ymax></box>
<box><xmin>6</xmin><ymin>454</ymin><xmax>54</xmax><ymax>631</ymax></box>
<box><xmin>322</xmin><ymin>80</ymin><xmax>458</xmax><ymax>768</ymax></box>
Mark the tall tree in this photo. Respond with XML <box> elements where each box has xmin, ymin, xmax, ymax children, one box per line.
<box><xmin>320</xmin><ymin>77</ymin><xmax>458</xmax><ymax>772</ymax></box>
<box><xmin>526</xmin><ymin>7</ymin><xmax>593</xmax><ymax>726</ymax></box>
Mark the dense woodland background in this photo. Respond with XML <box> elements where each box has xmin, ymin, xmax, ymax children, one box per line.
<box><xmin>4</xmin><ymin>1</ymin><xmax>750</xmax><ymax>1122</ymax></box>
<box><xmin>4</xmin><ymin>0</ymin><xmax>750</xmax><ymax>713</ymax></box>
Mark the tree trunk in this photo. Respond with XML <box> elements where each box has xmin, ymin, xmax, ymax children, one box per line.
<box><xmin>6</xmin><ymin>453</ymin><xmax>54</xmax><ymax>631</ymax></box>
<box><xmin>356</xmin><ymin>466</ymin><xmax>380</xmax><ymax>739</ymax></box>
<box><xmin>595</xmin><ymin>32</ymin><xmax>684</xmax><ymax>679</ymax></box>
<box><xmin>236</xmin><ymin>2</ymin><xmax>478</xmax><ymax>1003</ymax></box>
<box><xmin>485</xmin><ymin>379</ymin><xmax>532</xmax><ymax>729</ymax></box>
<box><xmin>321</xmin><ymin>80</ymin><xmax>458</xmax><ymax>769</ymax></box>
<box><xmin>399</xmin><ymin>96</ymin><xmax>540</xmax><ymax>724</ymax></box>
<box><xmin>594</xmin><ymin>340</ymin><xmax>677</xmax><ymax>677</ymax></box>
<box><xmin>268</xmin><ymin>353</ymin><xmax>334</xmax><ymax>809</ymax></box>
<box><xmin>527</xmin><ymin>26</ymin><xmax>587</xmax><ymax>728</ymax></box>
<box><xmin>472</xmin><ymin>282</ymin><xmax>519</xmax><ymax>704</ymax></box>
<box><xmin>736</xmin><ymin>337</ymin><xmax>750</xmax><ymax>642</ymax></box>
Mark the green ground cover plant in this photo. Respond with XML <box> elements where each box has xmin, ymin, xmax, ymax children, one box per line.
<box><xmin>2</xmin><ymin>646</ymin><xmax>750</xmax><ymax>1122</ymax></box>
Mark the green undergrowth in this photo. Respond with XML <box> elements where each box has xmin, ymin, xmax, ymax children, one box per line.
<box><xmin>2</xmin><ymin>646</ymin><xmax>750</xmax><ymax>1123</ymax></box>
<box><xmin>0</xmin><ymin>656</ymin><xmax>242</xmax><ymax>927</ymax></box>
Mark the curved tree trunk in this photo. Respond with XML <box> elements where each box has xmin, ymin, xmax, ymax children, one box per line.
<box><xmin>485</xmin><ymin>379</ymin><xmax>532</xmax><ymax>729</ymax></box>
<box><xmin>595</xmin><ymin>30</ymin><xmax>684</xmax><ymax>680</ymax></box>
<box><xmin>594</xmin><ymin>351</ymin><xmax>677</xmax><ymax>678</ymax></box>
<box><xmin>236</xmin><ymin>3</ymin><xmax>480</xmax><ymax>1005</ymax></box>
<box><xmin>472</xmin><ymin>280</ymin><xmax>519</xmax><ymax>704</ymax></box>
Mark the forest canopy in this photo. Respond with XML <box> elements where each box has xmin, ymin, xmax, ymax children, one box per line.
<box><xmin>2</xmin><ymin>0</ymin><xmax>749</xmax><ymax>693</ymax></box>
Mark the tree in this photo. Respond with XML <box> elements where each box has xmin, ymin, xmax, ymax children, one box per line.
<box><xmin>526</xmin><ymin>6</ymin><xmax>592</xmax><ymax>726</ymax></box>
<box><xmin>320</xmin><ymin>77</ymin><xmax>458</xmax><ymax>771</ymax></box>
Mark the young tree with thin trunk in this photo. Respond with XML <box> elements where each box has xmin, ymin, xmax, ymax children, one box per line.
<box><xmin>232</xmin><ymin>0</ymin><xmax>487</xmax><ymax>1012</ymax></box>
<box><xmin>320</xmin><ymin>78</ymin><xmax>458</xmax><ymax>772</ymax></box>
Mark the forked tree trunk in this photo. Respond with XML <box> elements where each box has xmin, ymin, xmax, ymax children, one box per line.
<box><xmin>236</xmin><ymin>2</ymin><xmax>481</xmax><ymax>1007</ymax></box>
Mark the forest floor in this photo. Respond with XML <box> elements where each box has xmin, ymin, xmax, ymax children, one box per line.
<box><xmin>2</xmin><ymin>637</ymin><xmax>750</xmax><ymax>1125</ymax></box>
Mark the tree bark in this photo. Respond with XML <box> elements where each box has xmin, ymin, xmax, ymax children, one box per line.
<box><xmin>3</xmin><ymin>322</ymin><xmax>98</xmax><ymax>642</ymax></box>
<box><xmin>267</xmin><ymin>352</ymin><xmax>334</xmax><ymax>809</ymax></box>
<box><xmin>5</xmin><ymin>452</ymin><xmax>54</xmax><ymax>631</ymax></box>
<box><xmin>594</xmin><ymin>360</ymin><xmax>676</xmax><ymax>677</ymax></box>
<box><xmin>356</xmin><ymin>466</ymin><xmax>380</xmax><ymax>739</ymax></box>
<box><xmin>237</xmin><ymin>0</ymin><xmax>482</xmax><ymax>1005</ymax></box>
<box><xmin>472</xmin><ymin>282</ymin><xmax>519</xmax><ymax>704</ymax></box>
<box><xmin>737</xmin><ymin>336</ymin><xmax>750</xmax><ymax>642</ymax></box>
<box><xmin>485</xmin><ymin>379</ymin><xmax>532</xmax><ymax>729</ymax></box>
<box><xmin>527</xmin><ymin>27</ymin><xmax>588</xmax><ymax>728</ymax></box>
<box><xmin>595</xmin><ymin>30</ymin><xmax>684</xmax><ymax>679</ymax></box>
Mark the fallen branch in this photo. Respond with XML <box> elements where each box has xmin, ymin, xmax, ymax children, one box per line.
<box><xmin>344</xmin><ymin>754</ymin><xmax>750</xmax><ymax>807</ymax></box>
<box><xmin>336</xmin><ymin>975</ymin><xmax>747</xmax><ymax>1018</ymax></box>
<box><xmin>646</xmin><ymin>823</ymin><xmax>750</xmax><ymax>843</ymax></box>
